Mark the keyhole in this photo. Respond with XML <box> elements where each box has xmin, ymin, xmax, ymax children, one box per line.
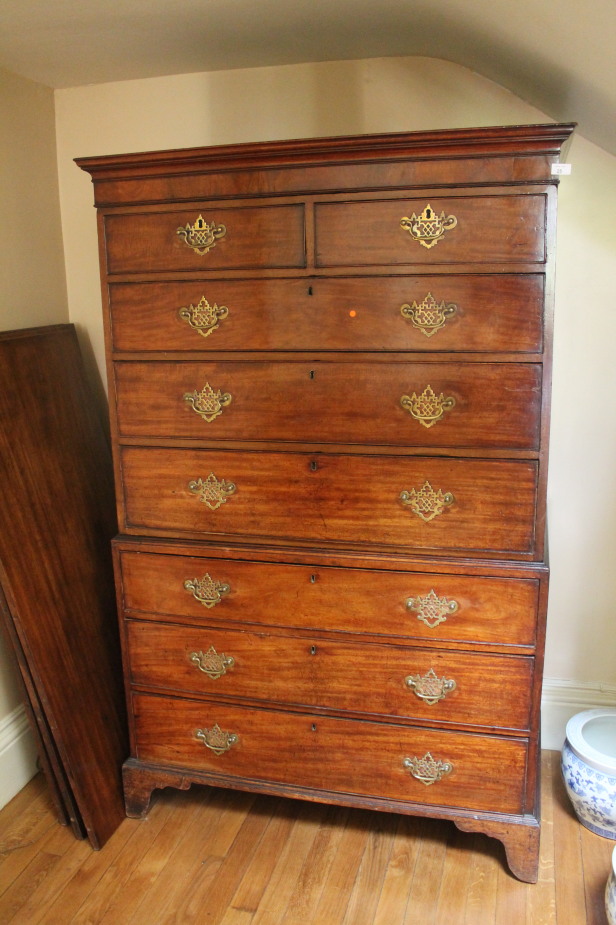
<box><xmin>310</xmin><ymin>574</ymin><xmax>317</xmax><ymax>583</ymax></box>
<box><xmin>311</xmin><ymin>723</ymin><xmax>317</xmax><ymax>732</ymax></box>
<box><xmin>309</xmin><ymin>369</ymin><xmax>315</xmax><ymax>379</ymax></box>
<box><xmin>308</xmin><ymin>286</ymin><xmax>313</xmax><ymax>295</ymax></box>
<box><xmin>425</xmin><ymin>207</ymin><xmax>432</xmax><ymax>218</ymax></box>
<box><xmin>310</xmin><ymin>645</ymin><xmax>317</xmax><ymax>655</ymax></box>
<box><xmin>310</xmin><ymin>460</ymin><xmax>318</xmax><ymax>471</ymax></box>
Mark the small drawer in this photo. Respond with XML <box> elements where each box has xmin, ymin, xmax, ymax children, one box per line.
<box><xmin>315</xmin><ymin>194</ymin><xmax>546</xmax><ymax>267</ymax></box>
<box><xmin>103</xmin><ymin>203</ymin><xmax>306</xmax><ymax>274</ymax></box>
<box><xmin>117</xmin><ymin>547</ymin><xmax>540</xmax><ymax>648</ymax></box>
<box><xmin>120</xmin><ymin>447</ymin><xmax>538</xmax><ymax>557</ymax></box>
<box><xmin>107</xmin><ymin>274</ymin><xmax>544</xmax><ymax>354</ymax></box>
<box><xmin>114</xmin><ymin>359</ymin><xmax>542</xmax><ymax>451</ymax></box>
<box><xmin>126</xmin><ymin>620</ymin><xmax>534</xmax><ymax>731</ymax></box>
<box><xmin>132</xmin><ymin>692</ymin><xmax>528</xmax><ymax>814</ymax></box>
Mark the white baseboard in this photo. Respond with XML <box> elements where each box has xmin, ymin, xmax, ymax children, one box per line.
<box><xmin>0</xmin><ymin>704</ymin><xmax>38</xmax><ymax>810</ymax></box>
<box><xmin>541</xmin><ymin>678</ymin><xmax>616</xmax><ymax>750</ymax></box>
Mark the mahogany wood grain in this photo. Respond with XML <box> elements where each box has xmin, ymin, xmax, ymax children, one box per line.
<box><xmin>75</xmin><ymin>122</ymin><xmax>575</xmax><ymax>207</ymax></box>
<box><xmin>0</xmin><ymin>324</ymin><xmax>127</xmax><ymax>849</ymax></box>
<box><xmin>114</xmin><ymin>359</ymin><xmax>542</xmax><ymax>450</ymax></box>
<box><xmin>131</xmin><ymin>692</ymin><xmax>528</xmax><ymax>815</ymax></box>
<box><xmin>116</xmin><ymin>546</ymin><xmax>541</xmax><ymax>649</ymax></box>
<box><xmin>77</xmin><ymin>124</ymin><xmax>575</xmax><ymax>883</ymax></box>
<box><xmin>120</xmin><ymin>447</ymin><xmax>538</xmax><ymax>557</ymax></box>
<box><xmin>125</xmin><ymin>620</ymin><xmax>534</xmax><ymax>731</ymax></box>
<box><xmin>314</xmin><ymin>193</ymin><xmax>547</xmax><ymax>267</ymax></box>
<box><xmin>108</xmin><ymin>274</ymin><xmax>544</xmax><ymax>354</ymax></box>
<box><xmin>104</xmin><ymin>203</ymin><xmax>306</xmax><ymax>274</ymax></box>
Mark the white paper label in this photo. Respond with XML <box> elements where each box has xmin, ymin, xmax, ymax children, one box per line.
<box><xmin>551</xmin><ymin>163</ymin><xmax>572</xmax><ymax>176</ymax></box>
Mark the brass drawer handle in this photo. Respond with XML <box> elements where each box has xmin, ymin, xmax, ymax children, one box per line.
<box><xmin>195</xmin><ymin>724</ymin><xmax>238</xmax><ymax>755</ymax></box>
<box><xmin>403</xmin><ymin>752</ymin><xmax>453</xmax><ymax>785</ymax></box>
<box><xmin>400</xmin><ymin>293</ymin><xmax>457</xmax><ymax>337</ymax></box>
<box><xmin>404</xmin><ymin>668</ymin><xmax>456</xmax><ymax>705</ymax></box>
<box><xmin>400</xmin><ymin>480</ymin><xmax>454</xmax><ymax>522</ymax></box>
<box><xmin>189</xmin><ymin>646</ymin><xmax>235</xmax><ymax>680</ymax></box>
<box><xmin>400</xmin><ymin>204</ymin><xmax>457</xmax><ymax>249</ymax></box>
<box><xmin>400</xmin><ymin>385</ymin><xmax>455</xmax><ymax>428</ymax></box>
<box><xmin>179</xmin><ymin>296</ymin><xmax>228</xmax><ymax>338</ymax></box>
<box><xmin>406</xmin><ymin>590</ymin><xmax>459</xmax><ymax>629</ymax></box>
<box><xmin>188</xmin><ymin>472</ymin><xmax>236</xmax><ymax>510</ymax></box>
<box><xmin>177</xmin><ymin>214</ymin><xmax>226</xmax><ymax>255</ymax></box>
<box><xmin>184</xmin><ymin>574</ymin><xmax>230</xmax><ymax>608</ymax></box>
<box><xmin>184</xmin><ymin>382</ymin><xmax>232</xmax><ymax>422</ymax></box>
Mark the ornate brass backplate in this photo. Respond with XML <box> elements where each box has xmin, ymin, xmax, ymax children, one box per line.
<box><xmin>195</xmin><ymin>724</ymin><xmax>238</xmax><ymax>755</ymax></box>
<box><xmin>188</xmin><ymin>472</ymin><xmax>236</xmax><ymax>510</ymax></box>
<box><xmin>184</xmin><ymin>382</ymin><xmax>232</xmax><ymax>423</ymax></box>
<box><xmin>399</xmin><ymin>480</ymin><xmax>454</xmax><ymax>522</ymax></box>
<box><xmin>179</xmin><ymin>296</ymin><xmax>229</xmax><ymax>338</ymax></box>
<box><xmin>403</xmin><ymin>752</ymin><xmax>453</xmax><ymax>785</ymax></box>
<box><xmin>400</xmin><ymin>293</ymin><xmax>457</xmax><ymax>337</ymax></box>
<box><xmin>177</xmin><ymin>214</ymin><xmax>226</xmax><ymax>255</ymax></box>
<box><xmin>404</xmin><ymin>667</ymin><xmax>457</xmax><ymax>705</ymax></box>
<box><xmin>184</xmin><ymin>573</ymin><xmax>231</xmax><ymax>608</ymax></box>
<box><xmin>189</xmin><ymin>646</ymin><xmax>235</xmax><ymax>680</ymax></box>
<box><xmin>406</xmin><ymin>589</ymin><xmax>459</xmax><ymax>629</ymax></box>
<box><xmin>400</xmin><ymin>204</ymin><xmax>457</xmax><ymax>249</ymax></box>
<box><xmin>400</xmin><ymin>384</ymin><xmax>455</xmax><ymax>428</ymax></box>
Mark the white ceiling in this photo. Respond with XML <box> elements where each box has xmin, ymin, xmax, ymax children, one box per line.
<box><xmin>1</xmin><ymin>0</ymin><xmax>615</xmax><ymax>156</ymax></box>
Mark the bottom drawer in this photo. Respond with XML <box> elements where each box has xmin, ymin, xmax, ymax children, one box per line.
<box><xmin>132</xmin><ymin>692</ymin><xmax>528</xmax><ymax>815</ymax></box>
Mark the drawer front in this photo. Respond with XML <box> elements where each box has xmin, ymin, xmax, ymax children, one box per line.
<box><xmin>103</xmin><ymin>204</ymin><xmax>306</xmax><ymax>274</ymax></box>
<box><xmin>315</xmin><ymin>194</ymin><xmax>546</xmax><ymax>267</ymax></box>
<box><xmin>132</xmin><ymin>692</ymin><xmax>528</xmax><ymax>814</ymax></box>
<box><xmin>115</xmin><ymin>360</ymin><xmax>542</xmax><ymax>451</ymax></box>
<box><xmin>118</xmin><ymin>549</ymin><xmax>540</xmax><ymax>647</ymax></box>
<box><xmin>108</xmin><ymin>275</ymin><xmax>544</xmax><ymax>354</ymax></box>
<box><xmin>120</xmin><ymin>447</ymin><xmax>538</xmax><ymax>556</ymax></box>
<box><xmin>126</xmin><ymin>620</ymin><xmax>534</xmax><ymax>730</ymax></box>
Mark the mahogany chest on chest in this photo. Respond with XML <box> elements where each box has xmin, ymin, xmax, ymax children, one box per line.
<box><xmin>78</xmin><ymin>122</ymin><xmax>574</xmax><ymax>882</ymax></box>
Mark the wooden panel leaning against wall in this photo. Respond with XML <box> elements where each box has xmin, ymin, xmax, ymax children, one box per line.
<box><xmin>0</xmin><ymin>324</ymin><xmax>127</xmax><ymax>848</ymax></box>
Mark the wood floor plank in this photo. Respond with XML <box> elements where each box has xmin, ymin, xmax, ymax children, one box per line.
<box><xmin>0</xmin><ymin>751</ymin><xmax>608</xmax><ymax>924</ymax></box>
<box><xmin>69</xmin><ymin>792</ymin><xmax>180</xmax><ymax>924</ymax></box>
<box><xmin>463</xmin><ymin>834</ymin><xmax>501</xmax><ymax>924</ymax></box>
<box><xmin>552</xmin><ymin>748</ymin><xmax>589</xmax><ymax>925</ymax></box>
<box><xmin>526</xmin><ymin>750</ymin><xmax>557</xmax><ymax>925</ymax></box>
<box><xmin>435</xmin><ymin>823</ymin><xmax>477</xmax><ymax>925</ymax></box>
<box><xmin>97</xmin><ymin>788</ymin><xmax>209</xmax><ymax>925</ymax></box>
<box><xmin>305</xmin><ymin>808</ymin><xmax>371</xmax><ymax>925</ymax></box>
<box><xmin>219</xmin><ymin>799</ymin><xmax>296</xmax><ymax>922</ymax></box>
<box><xmin>402</xmin><ymin>819</ymin><xmax>450</xmax><ymax>925</ymax></box>
<box><xmin>170</xmin><ymin>793</ymin><xmax>277</xmax><ymax>924</ymax></box>
<box><xmin>126</xmin><ymin>786</ymin><xmax>255</xmax><ymax>925</ymax></box>
<box><xmin>372</xmin><ymin>815</ymin><xmax>422</xmax><ymax>925</ymax></box>
<box><xmin>250</xmin><ymin>801</ymin><xmax>328</xmax><ymax>925</ymax></box>
<box><xmin>341</xmin><ymin>811</ymin><xmax>398</xmax><ymax>925</ymax></box>
<box><xmin>579</xmin><ymin>822</ymin><xmax>614</xmax><ymax>925</ymax></box>
<box><xmin>279</xmin><ymin>804</ymin><xmax>350</xmax><ymax>925</ymax></box>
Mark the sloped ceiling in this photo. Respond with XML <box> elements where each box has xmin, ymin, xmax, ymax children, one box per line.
<box><xmin>0</xmin><ymin>0</ymin><xmax>614</xmax><ymax>155</ymax></box>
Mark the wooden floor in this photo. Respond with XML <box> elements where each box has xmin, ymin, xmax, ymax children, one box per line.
<box><xmin>0</xmin><ymin>751</ymin><xmax>613</xmax><ymax>924</ymax></box>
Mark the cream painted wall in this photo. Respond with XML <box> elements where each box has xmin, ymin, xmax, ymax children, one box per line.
<box><xmin>0</xmin><ymin>67</ymin><xmax>68</xmax><ymax>802</ymax></box>
<box><xmin>54</xmin><ymin>57</ymin><xmax>616</xmax><ymax>736</ymax></box>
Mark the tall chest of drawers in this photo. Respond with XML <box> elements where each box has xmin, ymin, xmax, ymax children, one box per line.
<box><xmin>78</xmin><ymin>122</ymin><xmax>574</xmax><ymax>882</ymax></box>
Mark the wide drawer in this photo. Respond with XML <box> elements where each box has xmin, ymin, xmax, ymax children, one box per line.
<box><xmin>315</xmin><ymin>194</ymin><xmax>546</xmax><ymax>267</ymax></box>
<box><xmin>126</xmin><ymin>620</ymin><xmax>534</xmax><ymax>731</ymax></box>
<box><xmin>120</xmin><ymin>447</ymin><xmax>538</xmax><ymax>556</ymax></box>
<box><xmin>114</xmin><ymin>360</ymin><xmax>542</xmax><ymax>451</ymax></box>
<box><xmin>107</xmin><ymin>274</ymin><xmax>544</xmax><ymax>354</ymax></box>
<box><xmin>132</xmin><ymin>692</ymin><xmax>528</xmax><ymax>814</ymax></box>
<box><xmin>117</xmin><ymin>548</ymin><xmax>540</xmax><ymax>647</ymax></box>
<box><xmin>103</xmin><ymin>204</ymin><xmax>306</xmax><ymax>274</ymax></box>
